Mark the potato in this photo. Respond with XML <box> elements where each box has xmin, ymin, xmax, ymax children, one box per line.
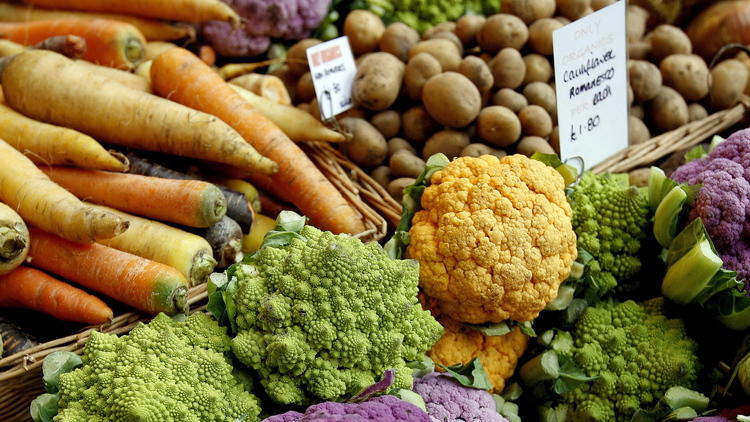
<box><xmin>628</xmin><ymin>168</ymin><xmax>651</xmax><ymax>187</ymax></box>
<box><xmin>423</xmin><ymin>130</ymin><xmax>471</xmax><ymax>159</ymax></box>
<box><xmin>459</xmin><ymin>56</ymin><xmax>494</xmax><ymax>93</ymax></box>
<box><xmin>425</xmin><ymin>31</ymin><xmax>464</xmax><ymax>56</ymax></box>
<box><xmin>379</xmin><ymin>22</ymin><xmax>419</xmax><ymax>62</ymax></box>
<box><xmin>659</xmin><ymin>54</ymin><xmax>709</xmax><ymax>101</ymax></box>
<box><xmin>455</xmin><ymin>15</ymin><xmax>486</xmax><ymax>47</ymax></box>
<box><xmin>518</xmin><ymin>105</ymin><xmax>552</xmax><ymax>137</ymax></box>
<box><xmin>628</xmin><ymin>116</ymin><xmax>651</xmax><ymax>145</ymax></box>
<box><xmin>710</xmin><ymin>59</ymin><xmax>749</xmax><ymax>110</ymax></box>
<box><xmin>489</xmin><ymin>48</ymin><xmax>526</xmax><ymax>89</ymax></box>
<box><xmin>423</xmin><ymin>22</ymin><xmax>456</xmax><ymax>39</ymax></box>
<box><xmin>390</xmin><ymin>150</ymin><xmax>426</xmax><ymax>178</ymax></box>
<box><xmin>492</xmin><ymin>88</ymin><xmax>528</xmax><ymax>112</ymax></box>
<box><xmin>522</xmin><ymin>54</ymin><xmax>552</xmax><ymax>84</ymax></box>
<box><xmin>592</xmin><ymin>0</ymin><xmax>615</xmax><ymax>10</ymax></box>
<box><xmin>477</xmin><ymin>106</ymin><xmax>522</xmax><ymax>147</ymax></box>
<box><xmin>404</xmin><ymin>52</ymin><xmax>442</xmax><ymax>100</ymax></box>
<box><xmin>523</xmin><ymin>82</ymin><xmax>556</xmax><ymax>115</ymax></box>
<box><xmin>649</xmin><ymin>86</ymin><xmax>689</xmax><ymax>132</ymax></box>
<box><xmin>388</xmin><ymin>177</ymin><xmax>416</xmax><ymax>202</ymax></box>
<box><xmin>343</xmin><ymin>10</ymin><xmax>385</xmax><ymax>55</ymax></box>
<box><xmin>296</xmin><ymin>72</ymin><xmax>315</xmax><ymax>103</ymax></box>
<box><xmin>555</xmin><ymin>16</ymin><xmax>571</xmax><ymax>25</ymax></box>
<box><xmin>628</xmin><ymin>60</ymin><xmax>661</xmax><ymax>102</ymax></box>
<box><xmin>388</xmin><ymin>137</ymin><xmax>417</xmax><ymax>157</ymax></box>
<box><xmin>688</xmin><ymin>103</ymin><xmax>708</xmax><ymax>122</ymax></box>
<box><xmin>627</xmin><ymin>5</ymin><xmax>649</xmax><ymax>42</ymax></box>
<box><xmin>516</xmin><ymin>136</ymin><xmax>555</xmax><ymax>156</ymax></box>
<box><xmin>502</xmin><ymin>0</ymin><xmax>556</xmax><ymax>24</ymax></box>
<box><xmin>340</xmin><ymin>117</ymin><xmax>388</xmax><ymax>167</ymax></box>
<box><xmin>287</xmin><ymin>39</ymin><xmax>321</xmax><ymax>76</ymax></box>
<box><xmin>557</xmin><ymin>0</ymin><xmax>591</xmax><ymax>20</ymax></box>
<box><xmin>648</xmin><ymin>25</ymin><xmax>692</xmax><ymax>62</ymax></box>
<box><xmin>477</xmin><ymin>14</ymin><xmax>529</xmax><ymax>53</ymax></box>
<box><xmin>528</xmin><ymin>18</ymin><xmax>562</xmax><ymax>56</ymax></box>
<box><xmin>339</xmin><ymin>107</ymin><xmax>367</xmax><ymax>119</ymax></box>
<box><xmin>402</xmin><ymin>106</ymin><xmax>440</xmax><ymax>142</ymax></box>
<box><xmin>461</xmin><ymin>143</ymin><xmax>507</xmax><ymax>158</ymax></box>
<box><xmin>370</xmin><ymin>165</ymin><xmax>391</xmax><ymax>188</ymax></box>
<box><xmin>629</xmin><ymin>41</ymin><xmax>651</xmax><ymax>60</ymax></box>
<box><xmin>422</xmin><ymin>72</ymin><xmax>482</xmax><ymax>128</ymax></box>
<box><xmin>737</xmin><ymin>52</ymin><xmax>750</xmax><ymax>95</ymax></box>
<box><xmin>631</xmin><ymin>105</ymin><xmax>645</xmax><ymax>120</ymax></box>
<box><xmin>371</xmin><ymin>110</ymin><xmax>401</xmax><ymax>139</ymax></box>
<box><xmin>352</xmin><ymin>52</ymin><xmax>405</xmax><ymax>111</ymax></box>
<box><xmin>408</xmin><ymin>39</ymin><xmax>462</xmax><ymax>72</ymax></box>
<box><xmin>550</xmin><ymin>126</ymin><xmax>560</xmax><ymax>153</ymax></box>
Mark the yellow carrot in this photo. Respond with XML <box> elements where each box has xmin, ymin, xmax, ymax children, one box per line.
<box><xmin>229</xmin><ymin>73</ymin><xmax>292</xmax><ymax>105</ymax></box>
<box><xmin>73</xmin><ymin>59</ymin><xmax>151</xmax><ymax>92</ymax></box>
<box><xmin>242</xmin><ymin>213</ymin><xmax>276</xmax><ymax>252</ymax></box>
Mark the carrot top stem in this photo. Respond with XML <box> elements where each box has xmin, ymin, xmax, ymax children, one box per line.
<box><xmin>0</xmin><ymin>227</ymin><xmax>26</xmax><ymax>261</ymax></box>
<box><xmin>124</xmin><ymin>37</ymin><xmax>144</xmax><ymax>63</ymax></box>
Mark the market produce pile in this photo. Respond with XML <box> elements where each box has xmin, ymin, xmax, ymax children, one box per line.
<box><xmin>1</xmin><ymin>0</ymin><xmax>750</xmax><ymax>422</ymax></box>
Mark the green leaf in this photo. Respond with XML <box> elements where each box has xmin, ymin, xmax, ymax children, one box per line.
<box><xmin>653</xmin><ymin>186</ymin><xmax>688</xmax><ymax>248</ymax></box>
<box><xmin>564</xmin><ymin>299</ymin><xmax>589</xmax><ymax>326</ymax></box>
<box><xmin>502</xmin><ymin>382</ymin><xmax>524</xmax><ymax>401</ymax></box>
<box><xmin>30</xmin><ymin>393</ymin><xmax>58</xmax><ymax>422</ymax></box>
<box><xmin>407</xmin><ymin>355</ymin><xmax>435</xmax><ymax>378</ymax></box>
<box><xmin>394</xmin><ymin>389</ymin><xmax>427</xmax><ymax>411</ymax></box>
<box><xmin>465</xmin><ymin>322</ymin><xmax>512</xmax><ymax>337</ymax></box>
<box><xmin>662</xmin><ymin>386</ymin><xmax>709</xmax><ymax>412</ymax></box>
<box><xmin>552</xmin><ymin>354</ymin><xmax>599</xmax><ymax>394</ymax></box>
<box><xmin>518</xmin><ymin>321</ymin><xmax>537</xmax><ymax>337</ymax></box>
<box><xmin>531</xmin><ymin>153</ymin><xmax>565</xmax><ymax>168</ymax></box>
<box><xmin>665</xmin><ymin>218</ymin><xmax>715</xmax><ymax>266</ymax></box>
<box><xmin>437</xmin><ymin>358</ymin><xmax>494</xmax><ymax>390</ymax></box>
<box><xmin>546</xmin><ymin>285</ymin><xmax>576</xmax><ymax>311</ymax></box>
<box><xmin>709</xmin><ymin>135</ymin><xmax>726</xmax><ymax>152</ymax></box>
<box><xmin>684</xmin><ymin>145</ymin><xmax>707</xmax><ymax>163</ymax></box>
<box><xmin>708</xmin><ymin>287</ymin><xmax>750</xmax><ymax>331</ymax></box>
<box><xmin>207</xmin><ymin>272</ymin><xmax>228</xmax><ymax>321</ymax></box>
<box><xmin>42</xmin><ymin>351</ymin><xmax>82</xmax><ymax>394</ymax></box>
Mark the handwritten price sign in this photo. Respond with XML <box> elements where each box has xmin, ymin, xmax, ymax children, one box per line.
<box><xmin>306</xmin><ymin>36</ymin><xmax>357</xmax><ymax>120</ymax></box>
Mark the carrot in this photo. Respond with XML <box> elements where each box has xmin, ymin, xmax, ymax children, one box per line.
<box><xmin>208</xmin><ymin>177</ymin><xmax>261</xmax><ymax>213</ymax></box>
<box><xmin>199</xmin><ymin>45</ymin><xmax>215</xmax><ymax>66</ymax></box>
<box><xmin>0</xmin><ymin>34</ymin><xmax>86</xmax><ymax>58</ymax></box>
<box><xmin>190</xmin><ymin>216</ymin><xmax>242</xmax><ymax>268</ymax></box>
<box><xmin>144</xmin><ymin>41</ymin><xmax>176</xmax><ymax>61</ymax></box>
<box><xmin>42</xmin><ymin>166</ymin><xmax>226</xmax><ymax>228</ymax></box>
<box><xmin>242</xmin><ymin>213</ymin><xmax>276</xmax><ymax>253</ymax></box>
<box><xmin>0</xmin><ymin>2</ymin><xmax>195</xmax><ymax>41</ymax></box>
<box><xmin>0</xmin><ymin>202</ymin><xmax>28</xmax><ymax>276</ymax></box>
<box><xmin>86</xmin><ymin>204</ymin><xmax>216</xmax><ymax>286</ymax></box>
<box><xmin>0</xmin><ymin>266</ymin><xmax>112</xmax><ymax>324</ymax></box>
<box><xmin>27</xmin><ymin>228</ymin><xmax>188</xmax><ymax>315</ymax></box>
<box><xmin>22</xmin><ymin>0</ymin><xmax>240</xmax><ymax>26</ymax></box>
<box><xmin>230</xmin><ymin>84</ymin><xmax>346</xmax><ymax>143</ymax></box>
<box><xmin>0</xmin><ymin>19</ymin><xmax>145</xmax><ymax>69</ymax></box>
<box><xmin>229</xmin><ymin>73</ymin><xmax>292</xmax><ymax>105</ymax></box>
<box><xmin>0</xmin><ymin>39</ymin><xmax>25</xmax><ymax>56</ymax></box>
<box><xmin>1</xmin><ymin>50</ymin><xmax>277</xmax><ymax>175</ymax></box>
<box><xmin>0</xmin><ymin>139</ymin><xmax>128</xmax><ymax>243</ymax></box>
<box><xmin>151</xmin><ymin>47</ymin><xmax>365</xmax><ymax>235</ymax></box>
<box><xmin>0</xmin><ymin>91</ymin><xmax>128</xmax><ymax>171</ymax></box>
<box><xmin>72</xmin><ymin>59</ymin><xmax>151</xmax><ymax>92</ymax></box>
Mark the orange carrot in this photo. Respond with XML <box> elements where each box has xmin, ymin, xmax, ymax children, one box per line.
<box><xmin>22</xmin><ymin>0</ymin><xmax>240</xmax><ymax>26</ymax></box>
<box><xmin>199</xmin><ymin>45</ymin><xmax>215</xmax><ymax>66</ymax></box>
<box><xmin>27</xmin><ymin>228</ymin><xmax>188</xmax><ymax>315</ymax></box>
<box><xmin>0</xmin><ymin>19</ymin><xmax>145</xmax><ymax>69</ymax></box>
<box><xmin>0</xmin><ymin>266</ymin><xmax>112</xmax><ymax>324</ymax></box>
<box><xmin>151</xmin><ymin>47</ymin><xmax>366</xmax><ymax>235</ymax></box>
<box><xmin>42</xmin><ymin>166</ymin><xmax>227</xmax><ymax>228</ymax></box>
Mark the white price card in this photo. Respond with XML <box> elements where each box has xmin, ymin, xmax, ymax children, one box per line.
<box><xmin>306</xmin><ymin>36</ymin><xmax>357</xmax><ymax>121</ymax></box>
<box><xmin>552</xmin><ymin>0</ymin><xmax>629</xmax><ymax>169</ymax></box>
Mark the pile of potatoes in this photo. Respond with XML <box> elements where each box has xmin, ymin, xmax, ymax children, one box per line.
<box><xmin>272</xmin><ymin>2</ymin><xmax>748</xmax><ymax>201</ymax></box>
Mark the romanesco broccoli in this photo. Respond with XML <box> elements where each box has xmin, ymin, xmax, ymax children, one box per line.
<box><xmin>226</xmin><ymin>221</ymin><xmax>444</xmax><ymax>405</ymax></box>
<box><xmin>54</xmin><ymin>312</ymin><xmax>260</xmax><ymax>422</ymax></box>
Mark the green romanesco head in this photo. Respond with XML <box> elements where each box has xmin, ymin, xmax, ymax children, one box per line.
<box><xmin>562</xmin><ymin>299</ymin><xmax>699</xmax><ymax>422</ymax></box>
<box><xmin>54</xmin><ymin>313</ymin><xmax>260</xmax><ymax>422</ymax></box>
<box><xmin>569</xmin><ymin>172</ymin><xmax>650</xmax><ymax>295</ymax></box>
<box><xmin>229</xmin><ymin>225</ymin><xmax>443</xmax><ymax>405</ymax></box>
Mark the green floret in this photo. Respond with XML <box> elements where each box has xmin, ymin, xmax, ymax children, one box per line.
<box><xmin>226</xmin><ymin>221</ymin><xmax>444</xmax><ymax>405</ymax></box>
<box><xmin>51</xmin><ymin>313</ymin><xmax>260</xmax><ymax>422</ymax></box>
<box><xmin>353</xmin><ymin>0</ymin><xmax>499</xmax><ymax>33</ymax></box>
<box><xmin>568</xmin><ymin>172</ymin><xmax>650</xmax><ymax>296</ymax></box>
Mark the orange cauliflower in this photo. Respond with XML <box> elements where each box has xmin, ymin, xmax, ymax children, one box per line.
<box><xmin>407</xmin><ymin>154</ymin><xmax>577</xmax><ymax>323</ymax></box>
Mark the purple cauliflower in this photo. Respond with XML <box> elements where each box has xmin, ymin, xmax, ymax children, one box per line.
<box><xmin>691</xmin><ymin>405</ymin><xmax>750</xmax><ymax>421</ymax></box>
<box><xmin>262</xmin><ymin>395</ymin><xmax>431</xmax><ymax>422</ymax></box>
<box><xmin>412</xmin><ymin>373</ymin><xmax>507</xmax><ymax>422</ymax></box>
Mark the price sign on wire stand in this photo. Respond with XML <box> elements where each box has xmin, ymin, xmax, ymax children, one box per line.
<box><xmin>552</xmin><ymin>0</ymin><xmax>629</xmax><ymax>169</ymax></box>
<box><xmin>306</xmin><ymin>36</ymin><xmax>357</xmax><ymax>121</ymax></box>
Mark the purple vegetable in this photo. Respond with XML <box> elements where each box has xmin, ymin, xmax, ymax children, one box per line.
<box><xmin>692</xmin><ymin>405</ymin><xmax>750</xmax><ymax>421</ymax></box>
<box><xmin>262</xmin><ymin>396</ymin><xmax>431</xmax><ymax>422</ymax></box>
<box><xmin>200</xmin><ymin>22</ymin><xmax>270</xmax><ymax>57</ymax></box>
<box><xmin>412</xmin><ymin>373</ymin><xmax>507</xmax><ymax>422</ymax></box>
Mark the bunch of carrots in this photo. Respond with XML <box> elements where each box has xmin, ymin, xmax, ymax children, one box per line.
<box><xmin>0</xmin><ymin>1</ymin><xmax>364</xmax><ymax>331</ymax></box>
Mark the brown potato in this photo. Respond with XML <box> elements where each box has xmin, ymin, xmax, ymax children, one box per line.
<box><xmin>649</xmin><ymin>25</ymin><xmax>692</xmax><ymax>62</ymax></box>
<box><xmin>390</xmin><ymin>150</ymin><xmax>426</xmax><ymax>178</ymax></box>
<box><xmin>340</xmin><ymin>117</ymin><xmax>388</xmax><ymax>168</ymax></box>
<box><xmin>516</xmin><ymin>136</ymin><xmax>555</xmax><ymax>156</ymax></box>
<box><xmin>477</xmin><ymin>106</ymin><xmax>522</xmax><ymax>147</ymax></box>
<box><xmin>629</xmin><ymin>168</ymin><xmax>651</xmax><ymax>187</ymax></box>
<box><xmin>296</xmin><ymin>72</ymin><xmax>315</xmax><ymax>103</ymax></box>
<box><xmin>455</xmin><ymin>15</ymin><xmax>486</xmax><ymax>47</ymax></box>
<box><xmin>502</xmin><ymin>0</ymin><xmax>556</xmax><ymax>24</ymax></box>
<box><xmin>489</xmin><ymin>48</ymin><xmax>526</xmax><ymax>89</ymax></box>
<box><xmin>422</xmin><ymin>72</ymin><xmax>482</xmax><ymax>128</ymax></box>
<box><xmin>593</xmin><ymin>0</ymin><xmax>615</xmax><ymax>10</ymax></box>
<box><xmin>492</xmin><ymin>88</ymin><xmax>528</xmax><ymax>112</ymax></box>
<box><xmin>627</xmin><ymin>5</ymin><xmax>649</xmax><ymax>42</ymax></box>
<box><xmin>343</xmin><ymin>10</ymin><xmax>385</xmax><ymax>55</ymax></box>
<box><xmin>371</xmin><ymin>110</ymin><xmax>401</xmax><ymax>139</ymax></box>
<box><xmin>352</xmin><ymin>52</ymin><xmax>405</xmax><ymax>111</ymax></box>
<box><xmin>557</xmin><ymin>0</ymin><xmax>591</xmax><ymax>20</ymax></box>
<box><xmin>388</xmin><ymin>177</ymin><xmax>416</xmax><ymax>202</ymax></box>
<box><xmin>370</xmin><ymin>165</ymin><xmax>391</xmax><ymax>188</ymax></box>
<box><xmin>402</xmin><ymin>106</ymin><xmax>441</xmax><ymax>143</ymax></box>
<box><xmin>688</xmin><ymin>103</ymin><xmax>708</xmax><ymax>122</ymax></box>
<box><xmin>710</xmin><ymin>59</ymin><xmax>749</xmax><ymax>110</ymax></box>
<box><xmin>388</xmin><ymin>137</ymin><xmax>417</xmax><ymax>157</ymax></box>
<box><xmin>555</xmin><ymin>16</ymin><xmax>572</xmax><ymax>25</ymax></box>
<box><xmin>528</xmin><ymin>18</ymin><xmax>562</xmax><ymax>56</ymax></box>
<box><xmin>379</xmin><ymin>22</ymin><xmax>419</xmax><ymax>62</ymax></box>
<box><xmin>404</xmin><ymin>52</ymin><xmax>442</xmax><ymax>100</ymax></box>
<box><xmin>649</xmin><ymin>86</ymin><xmax>689</xmax><ymax>132</ymax></box>
<box><xmin>628</xmin><ymin>60</ymin><xmax>662</xmax><ymax>102</ymax></box>
<box><xmin>628</xmin><ymin>85</ymin><xmax>634</xmax><ymax>107</ymax></box>
<box><xmin>408</xmin><ymin>39</ymin><xmax>462</xmax><ymax>72</ymax></box>
<box><xmin>631</xmin><ymin>105</ymin><xmax>645</xmax><ymax>120</ymax></box>
<box><xmin>518</xmin><ymin>105</ymin><xmax>552</xmax><ymax>137</ymax></box>
<box><xmin>522</xmin><ymin>54</ymin><xmax>552</xmax><ymax>84</ymax></box>
<box><xmin>629</xmin><ymin>41</ymin><xmax>651</xmax><ymax>60</ymax></box>
<box><xmin>629</xmin><ymin>116</ymin><xmax>651</xmax><ymax>145</ymax></box>
<box><xmin>459</xmin><ymin>56</ymin><xmax>494</xmax><ymax>93</ymax></box>
<box><xmin>477</xmin><ymin>14</ymin><xmax>529</xmax><ymax>53</ymax></box>
<box><xmin>425</xmin><ymin>31</ymin><xmax>464</xmax><ymax>56</ymax></box>
<box><xmin>549</xmin><ymin>126</ymin><xmax>560</xmax><ymax>153</ymax></box>
<box><xmin>423</xmin><ymin>22</ymin><xmax>456</xmax><ymax>39</ymax></box>
<box><xmin>660</xmin><ymin>54</ymin><xmax>709</xmax><ymax>101</ymax></box>
<box><xmin>461</xmin><ymin>143</ymin><xmax>507</xmax><ymax>158</ymax></box>
<box><xmin>423</xmin><ymin>130</ymin><xmax>471</xmax><ymax>159</ymax></box>
<box><xmin>268</xmin><ymin>64</ymin><xmax>298</xmax><ymax>101</ymax></box>
<box><xmin>523</xmin><ymin>82</ymin><xmax>556</xmax><ymax>115</ymax></box>
<box><xmin>287</xmin><ymin>39</ymin><xmax>321</xmax><ymax>76</ymax></box>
